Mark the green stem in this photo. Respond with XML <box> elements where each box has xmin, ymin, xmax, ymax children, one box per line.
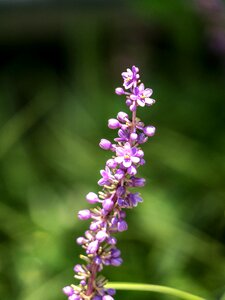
<box><xmin>105</xmin><ymin>282</ymin><xmax>206</xmax><ymax>300</ymax></box>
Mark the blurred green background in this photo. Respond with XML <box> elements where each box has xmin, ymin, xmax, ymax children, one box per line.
<box><xmin>0</xmin><ymin>1</ymin><xmax>225</xmax><ymax>300</ymax></box>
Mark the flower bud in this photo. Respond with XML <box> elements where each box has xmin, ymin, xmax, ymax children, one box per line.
<box><xmin>126</xmin><ymin>99</ymin><xmax>132</xmax><ymax>106</ymax></box>
<box><xmin>69</xmin><ymin>294</ymin><xmax>80</xmax><ymax>300</ymax></box>
<box><xmin>73</xmin><ymin>264</ymin><xmax>84</xmax><ymax>273</ymax></box>
<box><xmin>93</xmin><ymin>296</ymin><xmax>102</xmax><ymax>300</ymax></box>
<box><xmin>117</xmin><ymin>220</ymin><xmax>128</xmax><ymax>232</ymax></box>
<box><xmin>107</xmin><ymin>288</ymin><xmax>116</xmax><ymax>296</ymax></box>
<box><xmin>106</xmin><ymin>159</ymin><xmax>117</xmax><ymax>168</ymax></box>
<box><xmin>138</xmin><ymin>133</ymin><xmax>148</xmax><ymax>144</ymax></box>
<box><xmin>110</xmin><ymin>257</ymin><xmax>123</xmax><ymax>267</ymax></box>
<box><xmin>111</xmin><ymin>248</ymin><xmax>121</xmax><ymax>257</ymax></box>
<box><xmin>86</xmin><ymin>192</ymin><xmax>99</xmax><ymax>204</ymax></box>
<box><xmin>94</xmin><ymin>256</ymin><xmax>102</xmax><ymax>265</ymax></box>
<box><xmin>130</xmin><ymin>132</ymin><xmax>138</xmax><ymax>141</ymax></box>
<box><xmin>144</xmin><ymin>125</ymin><xmax>156</xmax><ymax>136</ymax></box>
<box><xmin>62</xmin><ymin>286</ymin><xmax>74</xmax><ymax>296</ymax></box>
<box><xmin>127</xmin><ymin>165</ymin><xmax>137</xmax><ymax>176</ymax></box>
<box><xmin>107</xmin><ymin>236</ymin><xmax>117</xmax><ymax>245</ymax></box>
<box><xmin>96</xmin><ymin>230</ymin><xmax>108</xmax><ymax>242</ymax></box>
<box><xmin>108</xmin><ymin>118</ymin><xmax>120</xmax><ymax>129</ymax></box>
<box><xmin>120</xmin><ymin>211</ymin><xmax>126</xmax><ymax>218</ymax></box>
<box><xmin>90</xmin><ymin>222</ymin><xmax>98</xmax><ymax>231</ymax></box>
<box><xmin>114</xmin><ymin>169</ymin><xmax>125</xmax><ymax>180</ymax></box>
<box><xmin>99</xmin><ymin>139</ymin><xmax>112</xmax><ymax>150</ymax></box>
<box><xmin>87</xmin><ymin>240</ymin><xmax>99</xmax><ymax>254</ymax></box>
<box><xmin>117</xmin><ymin>111</ymin><xmax>128</xmax><ymax>122</ymax></box>
<box><xmin>103</xmin><ymin>198</ymin><xmax>114</xmax><ymax>211</ymax></box>
<box><xmin>103</xmin><ymin>295</ymin><xmax>114</xmax><ymax>300</ymax></box>
<box><xmin>76</xmin><ymin>237</ymin><xmax>86</xmax><ymax>245</ymax></box>
<box><xmin>115</xmin><ymin>87</ymin><xmax>124</xmax><ymax>95</ymax></box>
<box><xmin>78</xmin><ymin>209</ymin><xmax>91</xmax><ymax>220</ymax></box>
<box><xmin>131</xmin><ymin>177</ymin><xmax>146</xmax><ymax>187</ymax></box>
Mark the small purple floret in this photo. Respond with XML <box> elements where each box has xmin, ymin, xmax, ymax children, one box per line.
<box><xmin>144</xmin><ymin>125</ymin><xmax>156</xmax><ymax>136</ymax></box>
<box><xmin>86</xmin><ymin>192</ymin><xmax>99</xmax><ymax>204</ymax></box>
<box><xmin>108</xmin><ymin>118</ymin><xmax>121</xmax><ymax>129</ymax></box>
<box><xmin>78</xmin><ymin>209</ymin><xmax>91</xmax><ymax>220</ymax></box>
<box><xmin>99</xmin><ymin>139</ymin><xmax>112</xmax><ymax>150</ymax></box>
<box><xmin>62</xmin><ymin>286</ymin><xmax>74</xmax><ymax>296</ymax></box>
<box><xmin>87</xmin><ymin>240</ymin><xmax>99</xmax><ymax>254</ymax></box>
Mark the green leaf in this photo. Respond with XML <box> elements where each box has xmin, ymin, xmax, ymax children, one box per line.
<box><xmin>105</xmin><ymin>282</ymin><xmax>205</xmax><ymax>300</ymax></box>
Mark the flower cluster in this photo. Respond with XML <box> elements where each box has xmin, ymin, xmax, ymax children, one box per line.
<box><xmin>63</xmin><ymin>66</ymin><xmax>156</xmax><ymax>300</ymax></box>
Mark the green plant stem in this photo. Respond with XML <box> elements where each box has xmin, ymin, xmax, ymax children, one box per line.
<box><xmin>105</xmin><ymin>282</ymin><xmax>206</xmax><ymax>300</ymax></box>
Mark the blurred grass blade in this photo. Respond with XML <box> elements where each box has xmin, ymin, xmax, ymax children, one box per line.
<box><xmin>106</xmin><ymin>282</ymin><xmax>206</xmax><ymax>300</ymax></box>
<box><xmin>0</xmin><ymin>88</ymin><xmax>54</xmax><ymax>159</ymax></box>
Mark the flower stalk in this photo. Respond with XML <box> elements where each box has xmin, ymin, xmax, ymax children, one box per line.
<box><xmin>63</xmin><ymin>66</ymin><xmax>156</xmax><ymax>300</ymax></box>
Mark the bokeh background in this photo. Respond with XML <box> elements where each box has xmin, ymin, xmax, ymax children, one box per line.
<box><xmin>0</xmin><ymin>1</ymin><xmax>225</xmax><ymax>300</ymax></box>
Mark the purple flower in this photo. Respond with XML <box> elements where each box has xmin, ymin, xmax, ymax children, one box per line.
<box><xmin>130</xmin><ymin>83</ymin><xmax>155</xmax><ymax>107</ymax></box>
<box><xmin>114</xmin><ymin>129</ymin><xmax>129</xmax><ymax>143</ymax></box>
<box><xmin>130</xmin><ymin>177</ymin><xmax>146</xmax><ymax>187</ymax></box>
<box><xmin>98</xmin><ymin>167</ymin><xmax>115</xmax><ymax>186</ymax></box>
<box><xmin>122</xmin><ymin>66</ymin><xmax>140</xmax><ymax>89</ymax></box>
<box><xmin>128</xmin><ymin>192</ymin><xmax>143</xmax><ymax>207</ymax></box>
<box><xmin>115</xmin><ymin>142</ymin><xmax>140</xmax><ymax>168</ymax></box>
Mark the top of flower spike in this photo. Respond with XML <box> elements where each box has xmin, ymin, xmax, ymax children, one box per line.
<box><xmin>115</xmin><ymin>65</ymin><xmax>156</xmax><ymax>111</ymax></box>
<box><xmin>122</xmin><ymin>66</ymin><xmax>140</xmax><ymax>89</ymax></box>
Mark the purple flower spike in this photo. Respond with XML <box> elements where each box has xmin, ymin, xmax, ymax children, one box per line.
<box><xmin>78</xmin><ymin>209</ymin><xmax>91</xmax><ymax>220</ymax></box>
<box><xmin>63</xmin><ymin>66</ymin><xmax>156</xmax><ymax>299</ymax></box>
